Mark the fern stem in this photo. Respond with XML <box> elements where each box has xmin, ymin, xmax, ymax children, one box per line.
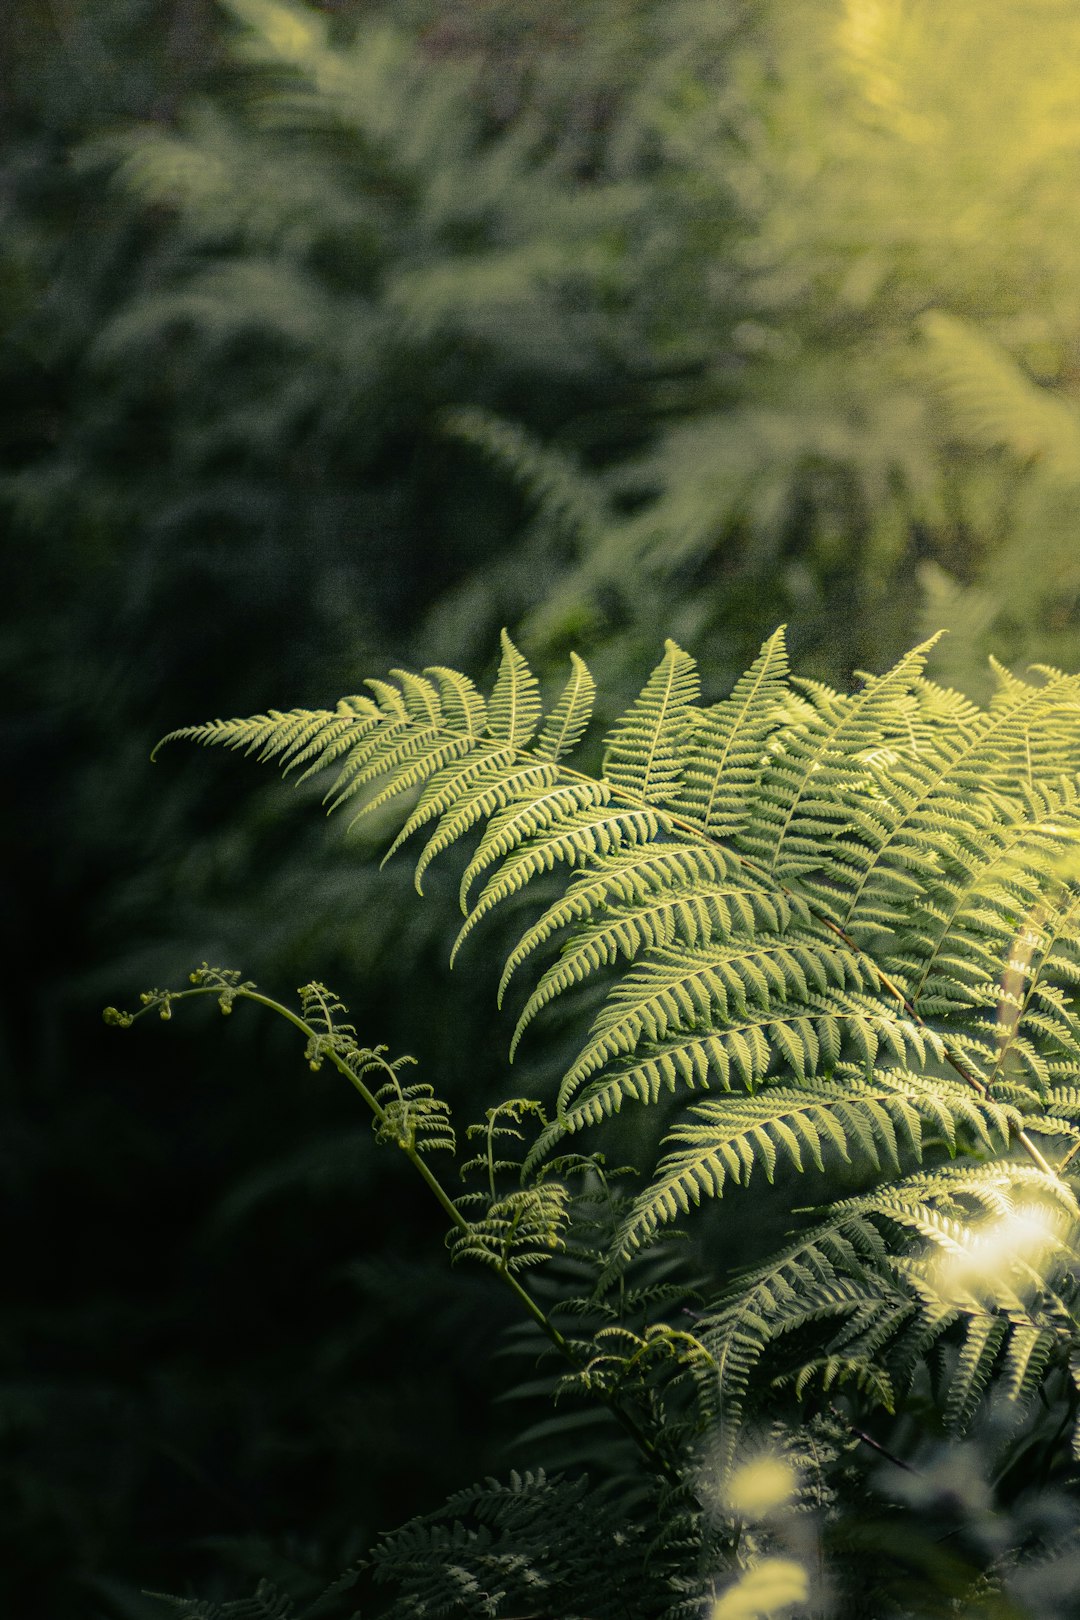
<box><xmin>827</xmin><ymin>1404</ymin><xmax>918</xmax><ymax>1474</ymax></box>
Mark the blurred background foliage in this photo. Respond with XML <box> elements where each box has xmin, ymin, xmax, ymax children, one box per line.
<box><xmin>4</xmin><ymin>0</ymin><xmax>1080</xmax><ymax>1610</ymax></box>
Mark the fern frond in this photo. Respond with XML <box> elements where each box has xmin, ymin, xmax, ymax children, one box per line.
<box><xmin>675</xmin><ymin>625</ymin><xmax>791</xmax><ymax>839</ymax></box>
<box><xmin>147</xmin><ymin>1579</ymin><xmax>294</xmax><ymax>1619</ymax></box>
<box><xmin>380</xmin><ymin>742</ymin><xmax>518</xmax><ymax>878</ymax></box>
<box><xmin>168</xmin><ymin>628</ymin><xmax>1080</xmax><ymax>1461</ymax></box>
<box><xmin>944</xmin><ymin>1314</ymin><xmax>1009</xmax><ymax>1434</ymax></box>
<box><xmin>451</xmin><ymin>803</ymin><xmax>665</xmax><ymax>965</ymax></box>
<box><xmin>153</xmin><ymin>699</ymin><xmax>377</xmax><ymax>776</ymax></box>
<box><xmin>498</xmin><ymin>842</ymin><xmax>788</xmax><ymax>1004</ymax></box>
<box><xmin>536</xmin><ymin>651</ymin><xmax>597</xmax><ymax>762</ymax></box>
<box><xmin>373</xmin><ymin>1081</ymin><xmax>455</xmax><ymax>1156</ymax></box>
<box><xmin>921</xmin><ymin>309</ymin><xmax>1080</xmax><ymax>477</ymax></box>
<box><xmin>441</xmin><ymin>407</ymin><xmax>608</xmax><ymax>546</ymax></box>
<box><xmin>602</xmin><ymin>639</ymin><xmax>700</xmax><ymax>804</ymax></box>
<box><xmin>508</xmin><ymin>882</ymin><xmax>799</xmax><ymax>1057</ymax></box>
<box><xmin>413</xmin><ymin>756</ymin><xmax>558</xmax><ymax>891</ymax></box>
<box><xmin>786</xmin><ymin>1353</ymin><xmax>895</xmax><ymax>1413</ymax></box>
<box><xmin>450</xmin><ymin>1184</ymin><xmax>571</xmax><ymax>1273</ymax></box>
<box><xmin>556</xmin><ymin>935</ymin><xmax>868</xmax><ymax>1096</ymax></box>
<box><xmin>739</xmin><ymin>636</ymin><xmax>940</xmax><ymax>885</ymax></box>
<box><xmin>365</xmin><ymin>1468</ymin><xmax>663</xmax><ymax>1620</ymax></box>
<box><xmin>617</xmin><ymin>1070</ymin><xmax>1017</xmax><ymax>1260</ymax></box>
<box><xmin>488</xmin><ymin>627</ymin><xmax>542</xmax><ymax>748</ymax></box>
<box><xmin>555</xmin><ymin>989</ymin><xmax>941</xmax><ymax>1126</ymax></box>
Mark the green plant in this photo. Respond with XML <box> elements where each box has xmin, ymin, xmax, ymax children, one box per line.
<box><xmin>110</xmin><ymin>627</ymin><xmax>1080</xmax><ymax>1616</ymax></box>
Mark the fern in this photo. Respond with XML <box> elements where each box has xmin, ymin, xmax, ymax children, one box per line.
<box><xmin>128</xmin><ymin>625</ymin><xmax>1080</xmax><ymax>1613</ymax></box>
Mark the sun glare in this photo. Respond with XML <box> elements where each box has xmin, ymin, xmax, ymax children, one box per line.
<box><xmin>722</xmin><ymin>1453</ymin><xmax>799</xmax><ymax>1520</ymax></box>
<box><xmin>933</xmin><ymin>1199</ymin><xmax>1073</xmax><ymax>1305</ymax></box>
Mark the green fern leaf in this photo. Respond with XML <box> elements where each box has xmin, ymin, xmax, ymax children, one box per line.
<box><xmin>498</xmin><ymin>843</ymin><xmax>794</xmax><ymax>1006</ymax></box>
<box><xmin>602</xmin><ymin>639</ymin><xmax>700</xmax><ymax>804</ymax></box>
<box><xmin>675</xmin><ymin>625</ymin><xmax>790</xmax><ymax>838</ymax></box>
<box><xmin>507</xmin><ymin>880</ymin><xmax>799</xmax><ymax>1057</ymax></box>
<box><xmin>451</xmin><ymin>804</ymin><xmax>664</xmax><ymax>965</ymax></box>
<box><xmin>488</xmin><ymin>627</ymin><xmax>542</xmax><ymax>747</ymax></box>
<box><xmin>535</xmin><ymin>652</ymin><xmax>596</xmax><ymax>762</ymax></box>
<box><xmin>945</xmin><ymin>1314</ymin><xmax>1009</xmax><ymax>1433</ymax></box>
<box><xmin>616</xmin><ymin>1071</ymin><xmax>1016</xmax><ymax>1259</ymax></box>
<box><xmin>740</xmin><ymin>636</ymin><xmax>940</xmax><ymax>886</ymax></box>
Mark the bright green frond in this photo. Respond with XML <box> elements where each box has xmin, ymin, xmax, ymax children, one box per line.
<box><xmin>945</xmin><ymin>1315</ymin><xmax>1009</xmax><ymax>1434</ymax></box>
<box><xmin>452</xmin><ymin>804</ymin><xmax>664</xmax><ymax>966</ymax></box>
<box><xmin>536</xmin><ymin>652</ymin><xmax>596</xmax><ymax>762</ymax></box>
<box><xmin>740</xmin><ymin>636</ymin><xmax>941</xmax><ymax>883</ymax></box>
<box><xmin>497</xmin><ymin>844</ymin><xmax>754</xmax><ymax>1004</ymax></box>
<box><xmin>675</xmin><ymin>625</ymin><xmax>790</xmax><ymax>839</ymax></box>
<box><xmin>616</xmin><ymin>1071</ymin><xmax>1017</xmax><ymax>1260</ymax></box>
<box><xmin>602</xmin><ymin>639</ymin><xmax>700</xmax><ymax>804</ymax></box>
<box><xmin>507</xmin><ymin>880</ymin><xmax>798</xmax><ymax>1057</ymax></box>
<box><xmin>488</xmin><ymin>628</ymin><xmax>542</xmax><ymax>748</ymax></box>
<box><xmin>424</xmin><ymin>665</ymin><xmax>488</xmax><ymax>739</ymax></box>
<box><xmin>414</xmin><ymin>757</ymin><xmax>559</xmax><ymax>891</ymax></box>
<box><xmin>459</xmin><ymin>779</ymin><xmax>611</xmax><ymax>909</ymax></box>
<box><xmin>153</xmin><ymin>702</ymin><xmax>378</xmax><ymax>778</ymax></box>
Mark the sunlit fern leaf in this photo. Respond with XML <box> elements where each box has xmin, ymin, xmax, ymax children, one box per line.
<box><xmin>381</xmin><ymin>742</ymin><xmax>517</xmax><ymax>877</ymax></box>
<box><xmin>686</xmin><ymin>1162</ymin><xmax>1080</xmax><ymax>1464</ymax></box>
<box><xmin>602</xmin><ymin>638</ymin><xmax>700</xmax><ymax>804</ymax></box>
<box><xmin>555</xmin><ymin>990</ymin><xmax>940</xmax><ymax>1123</ymax></box>
<box><xmin>615</xmin><ymin>1072</ymin><xmax>1018</xmax><ymax>1260</ymax></box>
<box><xmin>451</xmin><ymin>803</ymin><xmax>665</xmax><ymax>965</ymax></box>
<box><xmin>990</xmin><ymin>888</ymin><xmax>1080</xmax><ymax>1087</ymax></box>
<box><xmin>487</xmin><ymin>627</ymin><xmax>542</xmax><ymax>748</ymax></box>
<box><xmin>163</xmin><ymin>628</ymin><xmax>1080</xmax><ymax>1451</ymax></box>
<box><xmin>459</xmin><ymin>778</ymin><xmax>611</xmax><ymax>907</ymax></box>
<box><xmin>497</xmin><ymin>843</ymin><xmax>780</xmax><ymax>1004</ymax></box>
<box><xmin>151</xmin><ymin>700</ymin><xmax>376</xmax><ymax>775</ymax></box>
<box><xmin>508</xmin><ymin>882</ymin><xmax>801</xmax><ymax>1058</ymax></box>
<box><xmin>325</xmin><ymin>680</ymin><xmax>454</xmax><ymax>817</ymax></box>
<box><xmin>839</xmin><ymin>670</ymin><xmax>1080</xmax><ymax>947</ymax></box>
<box><xmin>425</xmin><ymin>664</ymin><xmax>487</xmax><ymax>735</ymax></box>
<box><xmin>675</xmin><ymin>625</ymin><xmax>790</xmax><ymax>839</ymax></box>
<box><xmin>352</xmin><ymin>731</ymin><xmax>476</xmax><ymax>825</ymax></box>
<box><xmin>413</xmin><ymin>757</ymin><xmax>558</xmax><ymax>891</ymax></box>
<box><xmin>897</xmin><ymin>786</ymin><xmax>1080</xmax><ymax>1008</ymax></box>
<box><xmin>1000</xmin><ymin>1321</ymin><xmax>1058</xmax><ymax>1406</ymax></box>
<box><xmin>739</xmin><ymin>636</ymin><xmax>940</xmax><ymax>888</ymax></box>
<box><xmin>535</xmin><ymin>651</ymin><xmax>597</xmax><ymax>762</ymax></box>
<box><xmin>555</xmin><ymin>935</ymin><xmax>869</xmax><ymax>1097</ymax></box>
